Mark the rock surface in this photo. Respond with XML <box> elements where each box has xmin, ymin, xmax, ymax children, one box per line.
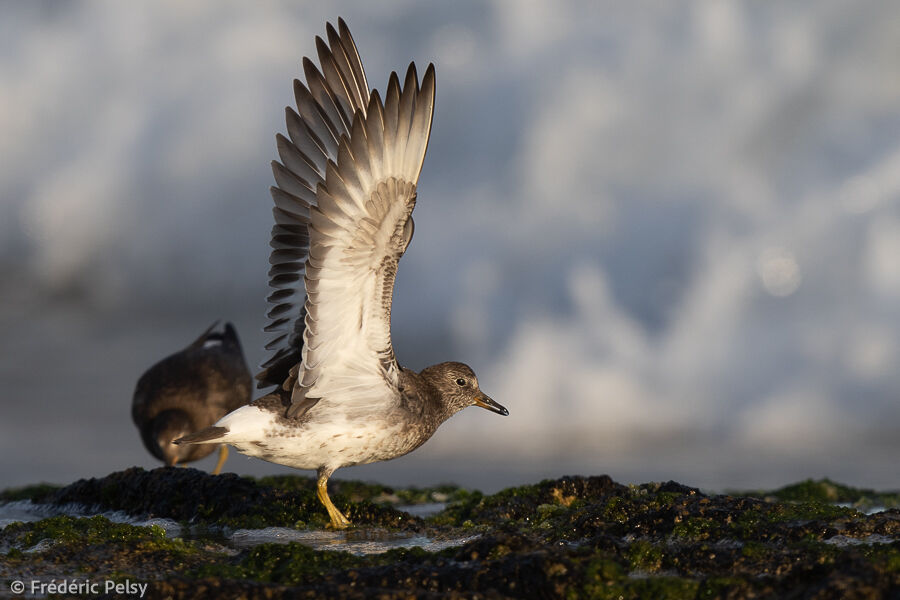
<box><xmin>1</xmin><ymin>468</ymin><xmax>899</xmax><ymax>599</ymax></box>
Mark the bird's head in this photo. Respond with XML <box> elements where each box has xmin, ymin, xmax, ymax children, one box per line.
<box><xmin>420</xmin><ymin>362</ymin><xmax>508</xmax><ymax>418</ymax></box>
<box><xmin>150</xmin><ymin>410</ymin><xmax>197</xmax><ymax>466</ymax></box>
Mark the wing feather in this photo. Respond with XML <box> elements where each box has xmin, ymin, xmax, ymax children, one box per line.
<box><xmin>258</xmin><ymin>21</ymin><xmax>371</xmax><ymax>390</ymax></box>
<box><xmin>292</xmin><ymin>62</ymin><xmax>435</xmax><ymax>416</ymax></box>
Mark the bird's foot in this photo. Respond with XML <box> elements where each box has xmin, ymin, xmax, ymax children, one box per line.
<box><xmin>317</xmin><ymin>470</ymin><xmax>352</xmax><ymax>529</ymax></box>
<box><xmin>325</xmin><ymin>505</ymin><xmax>352</xmax><ymax>530</ymax></box>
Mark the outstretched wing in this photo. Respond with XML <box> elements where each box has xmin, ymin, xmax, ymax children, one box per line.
<box><xmin>290</xmin><ymin>63</ymin><xmax>436</xmax><ymax>418</ymax></box>
<box><xmin>258</xmin><ymin>19</ymin><xmax>371</xmax><ymax>391</ymax></box>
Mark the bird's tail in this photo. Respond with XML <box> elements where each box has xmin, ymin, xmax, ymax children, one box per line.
<box><xmin>174</xmin><ymin>426</ymin><xmax>228</xmax><ymax>445</ymax></box>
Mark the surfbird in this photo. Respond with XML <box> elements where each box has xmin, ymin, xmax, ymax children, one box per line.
<box><xmin>133</xmin><ymin>321</ymin><xmax>252</xmax><ymax>473</ymax></box>
<box><xmin>176</xmin><ymin>19</ymin><xmax>508</xmax><ymax>529</ymax></box>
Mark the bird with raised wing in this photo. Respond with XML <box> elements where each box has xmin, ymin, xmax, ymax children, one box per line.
<box><xmin>176</xmin><ymin>19</ymin><xmax>508</xmax><ymax>529</ymax></box>
<box><xmin>133</xmin><ymin>321</ymin><xmax>252</xmax><ymax>474</ymax></box>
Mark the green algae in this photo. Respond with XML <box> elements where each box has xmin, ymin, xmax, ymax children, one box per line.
<box><xmin>193</xmin><ymin>542</ymin><xmax>361</xmax><ymax>584</ymax></box>
<box><xmin>427</xmin><ymin>489</ymin><xmax>487</xmax><ymax>526</ymax></box>
<box><xmin>253</xmin><ymin>475</ymin><xmax>466</xmax><ymax>508</ymax></box>
<box><xmin>575</xmin><ymin>554</ymin><xmax>626</xmax><ymax>598</ymax></box>
<box><xmin>859</xmin><ymin>543</ymin><xmax>900</xmax><ymax>573</ymax></box>
<box><xmin>696</xmin><ymin>576</ymin><xmax>754</xmax><ymax>599</ymax></box>
<box><xmin>429</xmin><ymin>476</ymin><xmax>621</xmax><ymax>529</ymax></box>
<box><xmin>740</xmin><ymin>477</ymin><xmax>900</xmax><ymax>511</ymax></box>
<box><xmin>3</xmin><ymin>471</ymin><xmax>899</xmax><ymax>598</ymax></box>
<box><xmin>208</xmin><ymin>493</ymin><xmax>322</xmax><ymax>530</ymax></box>
<box><xmin>191</xmin><ymin>540</ymin><xmax>449</xmax><ymax>586</ymax></box>
<box><xmin>2</xmin><ymin>515</ymin><xmax>194</xmax><ymax>553</ymax></box>
<box><xmin>576</xmin><ymin>551</ymin><xmax>699</xmax><ymax>600</ymax></box>
<box><xmin>599</xmin><ymin>495</ymin><xmax>630</xmax><ymax>526</ymax></box>
<box><xmin>597</xmin><ymin>577</ymin><xmax>700</xmax><ymax>600</ymax></box>
<box><xmin>773</xmin><ymin>478</ymin><xmax>863</xmax><ymax>502</ymax></box>
<box><xmin>739</xmin><ymin>540</ymin><xmax>770</xmax><ymax>560</ymax></box>
<box><xmin>0</xmin><ymin>483</ymin><xmax>61</xmax><ymax>503</ymax></box>
<box><xmin>224</xmin><ymin>474</ymin><xmax>423</xmax><ymax>529</ymax></box>
<box><xmin>671</xmin><ymin>517</ymin><xmax>719</xmax><ymax>541</ymax></box>
<box><xmin>252</xmin><ymin>474</ymin><xmax>317</xmax><ymax>493</ymax></box>
<box><xmin>625</xmin><ymin>540</ymin><xmax>663</xmax><ymax>572</ymax></box>
<box><xmin>729</xmin><ymin>502</ymin><xmax>860</xmax><ymax>541</ymax></box>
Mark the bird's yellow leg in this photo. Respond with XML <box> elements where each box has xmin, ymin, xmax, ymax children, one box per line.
<box><xmin>211</xmin><ymin>445</ymin><xmax>228</xmax><ymax>475</ymax></box>
<box><xmin>317</xmin><ymin>469</ymin><xmax>350</xmax><ymax>529</ymax></box>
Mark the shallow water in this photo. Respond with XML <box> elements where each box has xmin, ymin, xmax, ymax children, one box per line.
<box><xmin>395</xmin><ymin>502</ymin><xmax>446</xmax><ymax>518</ymax></box>
<box><xmin>836</xmin><ymin>502</ymin><xmax>891</xmax><ymax>515</ymax></box>
<box><xmin>229</xmin><ymin>527</ymin><xmax>477</xmax><ymax>554</ymax></box>
<box><xmin>823</xmin><ymin>534</ymin><xmax>897</xmax><ymax>547</ymax></box>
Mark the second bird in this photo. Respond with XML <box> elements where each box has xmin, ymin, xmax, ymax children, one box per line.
<box><xmin>132</xmin><ymin>321</ymin><xmax>252</xmax><ymax>474</ymax></box>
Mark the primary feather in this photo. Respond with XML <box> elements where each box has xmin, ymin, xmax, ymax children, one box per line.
<box><xmin>257</xmin><ymin>18</ymin><xmax>436</xmax><ymax>422</ymax></box>
<box><xmin>257</xmin><ymin>18</ymin><xmax>372</xmax><ymax>391</ymax></box>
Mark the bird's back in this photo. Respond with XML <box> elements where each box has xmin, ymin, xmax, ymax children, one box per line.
<box><xmin>132</xmin><ymin>323</ymin><xmax>252</xmax><ymax>426</ymax></box>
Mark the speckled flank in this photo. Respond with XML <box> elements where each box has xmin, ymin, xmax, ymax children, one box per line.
<box><xmin>226</xmin><ymin>405</ymin><xmax>432</xmax><ymax>471</ymax></box>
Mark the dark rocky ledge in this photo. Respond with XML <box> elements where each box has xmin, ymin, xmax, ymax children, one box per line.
<box><xmin>2</xmin><ymin>468</ymin><xmax>899</xmax><ymax>599</ymax></box>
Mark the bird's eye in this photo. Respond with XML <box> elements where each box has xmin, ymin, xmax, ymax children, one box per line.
<box><xmin>455</xmin><ymin>378</ymin><xmax>466</xmax><ymax>386</ymax></box>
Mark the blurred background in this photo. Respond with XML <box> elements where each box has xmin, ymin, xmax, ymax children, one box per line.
<box><xmin>1</xmin><ymin>0</ymin><xmax>898</xmax><ymax>493</ymax></box>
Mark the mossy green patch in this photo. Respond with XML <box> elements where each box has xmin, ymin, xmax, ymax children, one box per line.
<box><xmin>740</xmin><ymin>478</ymin><xmax>900</xmax><ymax>511</ymax></box>
<box><xmin>252</xmin><ymin>474</ymin><xmax>317</xmax><ymax>493</ymax></box>
<box><xmin>427</xmin><ymin>489</ymin><xmax>486</xmax><ymax>526</ymax></box>
<box><xmin>211</xmin><ymin>493</ymin><xmax>324</xmax><ymax>530</ymax></box>
<box><xmin>0</xmin><ymin>483</ymin><xmax>61</xmax><ymax>502</ymax></box>
<box><xmin>1</xmin><ymin>515</ymin><xmax>195</xmax><ymax>555</ymax></box>
<box><xmin>626</xmin><ymin>540</ymin><xmax>664</xmax><ymax>572</ymax></box>
<box><xmin>859</xmin><ymin>543</ymin><xmax>900</xmax><ymax>573</ymax></box>
<box><xmin>671</xmin><ymin>517</ymin><xmax>719</xmax><ymax>541</ymax></box>
<box><xmin>576</xmin><ymin>553</ymin><xmax>627</xmax><ymax>598</ymax></box>
<box><xmin>601</xmin><ymin>495</ymin><xmax>630</xmax><ymax>525</ymax></box>
<box><xmin>194</xmin><ymin>542</ymin><xmax>361</xmax><ymax>584</ymax></box>
<box><xmin>429</xmin><ymin>476</ymin><xmax>623</xmax><ymax>529</ymax></box>
<box><xmin>772</xmin><ymin>478</ymin><xmax>861</xmax><ymax>503</ymax></box>
<box><xmin>253</xmin><ymin>475</ymin><xmax>467</xmax><ymax>507</ymax></box>
<box><xmin>391</xmin><ymin>483</ymin><xmax>468</xmax><ymax>505</ymax></box>
<box><xmin>577</xmin><ymin>551</ymin><xmax>699</xmax><ymax>600</ymax></box>
<box><xmin>607</xmin><ymin>577</ymin><xmax>700</xmax><ymax>600</ymax></box>
<box><xmin>697</xmin><ymin>576</ymin><xmax>754</xmax><ymax>599</ymax></box>
<box><xmin>740</xmin><ymin>540</ymin><xmax>770</xmax><ymax>560</ymax></box>
<box><xmin>769</xmin><ymin>500</ymin><xmax>859</xmax><ymax>522</ymax></box>
<box><xmin>192</xmin><ymin>541</ymin><xmax>447</xmax><ymax>586</ymax></box>
<box><xmin>729</xmin><ymin>501</ymin><xmax>859</xmax><ymax>541</ymax></box>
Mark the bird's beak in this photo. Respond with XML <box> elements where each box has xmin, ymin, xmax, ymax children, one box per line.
<box><xmin>474</xmin><ymin>394</ymin><xmax>509</xmax><ymax>416</ymax></box>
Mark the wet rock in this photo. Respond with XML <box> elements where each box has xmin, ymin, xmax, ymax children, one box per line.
<box><xmin>2</xmin><ymin>471</ymin><xmax>899</xmax><ymax>598</ymax></box>
<box><xmin>45</xmin><ymin>467</ymin><xmax>420</xmax><ymax>530</ymax></box>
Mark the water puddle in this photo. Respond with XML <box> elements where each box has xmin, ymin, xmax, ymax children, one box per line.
<box><xmin>230</xmin><ymin>527</ymin><xmax>476</xmax><ymax>554</ymax></box>
<box><xmin>395</xmin><ymin>502</ymin><xmax>446</xmax><ymax>518</ymax></box>
<box><xmin>824</xmin><ymin>534</ymin><xmax>896</xmax><ymax>547</ymax></box>
<box><xmin>836</xmin><ymin>503</ymin><xmax>892</xmax><ymax>515</ymax></box>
